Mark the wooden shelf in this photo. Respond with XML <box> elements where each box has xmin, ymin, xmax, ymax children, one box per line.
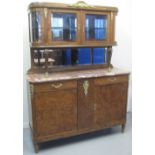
<box><xmin>30</xmin><ymin>42</ymin><xmax>117</xmax><ymax>49</ymax></box>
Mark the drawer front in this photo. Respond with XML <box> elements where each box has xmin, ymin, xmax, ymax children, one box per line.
<box><xmin>94</xmin><ymin>75</ymin><xmax>128</xmax><ymax>86</ymax></box>
<box><xmin>34</xmin><ymin>80</ymin><xmax>77</xmax><ymax>92</ymax></box>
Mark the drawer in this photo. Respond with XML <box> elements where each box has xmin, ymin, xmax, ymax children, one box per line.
<box><xmin>94</xmin><ymin>75</ymin><xmax>128</xmax><ymax>86</ymax></box>
<box><xmin>34</xmin><ymin>80</ymin><xmax>77</xmax><ymax>92</ymax></box>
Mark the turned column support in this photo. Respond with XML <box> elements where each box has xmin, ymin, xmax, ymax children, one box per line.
<box><xmin>44</xmin><ymin>49</ymin><xmax>49</xmax><ymax>76</ymax></box>
<box><xmin>107</xmin><ymin>46</ymin><xmax>113</xmax><ymax>70</ymax></box>
<box><xmin>30</xmin><ymin>48</ymin><xmax>36</xmax><ymax>69</ymax></box>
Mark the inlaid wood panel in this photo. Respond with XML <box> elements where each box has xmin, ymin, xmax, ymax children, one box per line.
<box><xmin>94</xmin><ymin>82</ymin><xmax>128</xmax><ymax>127</ymax></box>
<box><xmin>34</xmin><ymin>89</ymin><xmax>77</xmax><ymax>137</ymax></box>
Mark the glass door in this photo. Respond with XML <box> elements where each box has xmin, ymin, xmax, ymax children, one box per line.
<box><xmin>82</xmin><ymin>12</ymin><xmax>110</xmax><ymax>45</ymax></box>
<box><xmin>49</xmin><ymin>10</ymin><xmax>80</xmax><ymax>45</ymax></box>
<box><xmin>29</xmin><ymin>9</ymin><xmax>44</xmax><ymax>44</ymax></box>
<box><xmin>85</xmin><ymin>14</ymin><xmax>107</xmax><ymax>40</ymax></box>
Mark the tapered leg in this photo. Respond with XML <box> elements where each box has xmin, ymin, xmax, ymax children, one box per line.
<box><xmin>121</xmin><ymin>124</ymin><xmax>126</xmax><ymax>133</ymax></box>
<box><xmin>34</xmin><ymin>143</ymin><xmax>39</xmax><ymax>153</ymax></box>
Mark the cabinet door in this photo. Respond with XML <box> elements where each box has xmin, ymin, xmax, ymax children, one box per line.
<box><xmin>82</xmin><ymin>11</ymin><xmax>111</xmax><ymax>46</ymax></box>
<box><xmin>94</xmin><ymin>82</ymin><xmax>128</xmax><ymax>127</ymax></box>
<box><xmin>78</xmin><ymin>79</ymin><xmax>95</xmax><ymax>129</ymax></box>
<box><xmin>29</xmin><ymin>9</ymin><xmax>45</xmax><ymax>45</ymax></box>
<box><xmin>34</xmin><ymin>89</ymin><xmax>77</xmax><ymax>137</ymax></box>
<box><xmin>48</xmin><ymin>9</ymin><xmax>81</xmax><ymax>45</ymax></box>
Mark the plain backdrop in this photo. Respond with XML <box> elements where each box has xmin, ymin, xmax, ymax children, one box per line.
<box><xmin>23</xmin><ymin>0</ymin><xmax>132</xmax><ymax>128</ymax></box>
<box><xmin>2</xmin><ymin>0</ymin><xmax>155</xmax><ymax>155</ymax></box>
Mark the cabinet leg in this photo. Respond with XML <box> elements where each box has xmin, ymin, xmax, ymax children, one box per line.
<box><xmin>121</xmin><ymin>124</ymin><xmax>125</xmax><ymax>133</ymax></box>
<box><xmin>34</xmin><ymin>143</ymin><xmax>39</xmax><ymax>153</ymax></box>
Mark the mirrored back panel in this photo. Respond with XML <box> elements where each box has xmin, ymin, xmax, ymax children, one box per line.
<box><xmin>31</xmin><ymin>48</ymin><xmax>108</xmax><ymax>70</ymax></box>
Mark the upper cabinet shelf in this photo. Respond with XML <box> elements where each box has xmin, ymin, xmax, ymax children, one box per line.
<box><xmin>28</xmin><ymin>1</ymin><xmax>118</xmax><ymax>47</ymax></box>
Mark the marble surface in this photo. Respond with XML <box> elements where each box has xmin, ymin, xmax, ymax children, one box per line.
<box><xmin>27</xmin><ymin>67</ymin><xmax>130</xmax><ymax>83</ymax></box>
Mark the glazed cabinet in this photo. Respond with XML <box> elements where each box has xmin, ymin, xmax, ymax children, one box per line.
<box><xmin>28</xmin><ymin>1</ymin><xmax>118</xmax><ymax>73</ymax></box>
<box><xmin>27</xmin><ymin>1</ymin><xmax>130</xmax><ymax>153</ymax></box>
<box><xmin>28</xmin><ymin>2</ymin><xmax>117</xmax><ymax>47</ymax></box>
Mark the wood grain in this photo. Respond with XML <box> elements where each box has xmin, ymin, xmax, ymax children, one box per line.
<box><xmin>77</xmin><ymin>79</ymin><xmax>95</xmax><ymax>129</ymax></box>
<box><xmin>26</xmin><ymin>2</ymin><xmax>130</xmax><ymax>153</ymax></box>
<box><xmin>94</xmin><ymin>82</ymin><xmax>128</xmax><ymax>127</ymax></box>
<box><xmin>34</xmin><ymin>89</ymin><xmax>77</xmax><ymax>137</ymax></box>
<box><xmin>28</xmin><ymin>74</ymin><xmax>129</xmax><ymax>152</ymax></box>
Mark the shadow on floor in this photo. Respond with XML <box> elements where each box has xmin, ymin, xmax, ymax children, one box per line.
<box><xmin>40</xmin><ymin>126</ymin><xmax>122</xmax><ymax>150</ymax></box>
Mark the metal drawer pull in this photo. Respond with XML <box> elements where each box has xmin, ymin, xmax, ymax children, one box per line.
<box><xmin>51</xmin><ymin>83</ymin><xmax>63</xmax><ymax>88</ymax></box>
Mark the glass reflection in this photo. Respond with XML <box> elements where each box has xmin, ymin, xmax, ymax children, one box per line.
<box><xmin>85</xmin><ymin>14</ymin><xmax>107</xmax><ymax>41</ymax></box>
<box><xmin>51</xmin><ymin>13</ymin><xmax>77</xmax><ymax>41</ymax></box>
<box><xmin>31</xmin><ymin>12</ymin><xmax>42</xmax><ymax>42</ymax></box>
<box><xmin>93</xmin><ymin>48</ymin><xmax>107</xmax><ymax>64</ymax></box>
<box><xmin>33</xmin><ymin>48</ymin><xmax>108</xmax><ymax>68</ymax></box>
<box><xmin>78</xmin><ymin>48</ymin><xmax>91</xmax><ymax>65</ymax></box>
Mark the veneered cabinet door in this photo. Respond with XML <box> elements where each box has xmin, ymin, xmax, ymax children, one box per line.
<box><xmin>94</xmin><ymin>82</ymin><xmax>128</xmax><ymax>127</ymax></box>
<box><xmin>78</xmin><ymin>79</ymin><xmax>95</xmax><ymax>130</ymax></box>
<box><xmin>34</xmin><ymin>89</ymin><xmax>77</xmax><ymax>137</ymax></box>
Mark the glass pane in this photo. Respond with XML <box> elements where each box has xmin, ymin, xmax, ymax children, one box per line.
<box><xmin>63</xmin><ymin>49</ymin><xmax>78</xmax><ymax>65</ymax></box>
<box><xmin>32</xmin><ymin>48</ymin><xmax>108</xmax><ymax>68</ymax></box>
<box><xmin>85</xmin><ymin>14</ymin><xmax>107</xmax><ymax>41</ymax></box>
<box><xmin>93</xmin><ymin>48</ymin><xmax>107</xmax><ymax>64</ymax></box>
<box><xmin>62</xmin><ymin>48</ymin><xmax>91</xmax><ymax>65</ymax></box>
<box><xmin>30</xmin><ymin>12</ymin><xmax>42</xmax><ymax>42</ymax></box>
<box><xmin>51</xmin><ymin>13</ymin><xmax>77</xmax><ymax>41</ymax></box>
<box><xmin>63</xmin><ymin>49</ymin><xmax>72</xmax><ymax>65</ymax></box>
<box><xmin>33</xmin><ymin>49</ymin><xmax>64</xmax><ymax>67</ymax></box>
<box><xmin>78</xmin><ymin>48</ymin><xmax>91</xmax><ymax>65</ymax></box>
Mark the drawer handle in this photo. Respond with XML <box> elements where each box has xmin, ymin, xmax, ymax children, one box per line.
<box><xmin>109</xmin><ymin>77</ymin><xmax>117</xmax><ymax>81</ymax></box>
<box><xmin>51</xmin><ymin>83</ymin><xmax>63</xmax><ymax>89</ymax></box>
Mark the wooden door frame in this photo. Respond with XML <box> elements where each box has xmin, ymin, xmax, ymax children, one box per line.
<box><xmin>81</xmin><ymin>11</ymin><xmax>111</xmax><ymax>46</ymax></box>
<box><xmin>47</xmin><ymin>9</ymin><xmax>81</xmax><ymax>46</ymax></box>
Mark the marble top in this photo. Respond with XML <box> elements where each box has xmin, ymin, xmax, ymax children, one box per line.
<box><xmin>27</xmin><ymin>67</ymin><xmax>130</xmax><ymax>83</ymax></box>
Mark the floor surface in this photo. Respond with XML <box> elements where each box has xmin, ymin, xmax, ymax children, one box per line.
<box><xmin>23</xmin><ymin>112</ymin><xmax>132</xmax><ymax>155</ymax></box>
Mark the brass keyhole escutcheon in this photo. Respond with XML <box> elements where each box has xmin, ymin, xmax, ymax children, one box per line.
<box><xmin>83</xmin><ymin>80</ymin><xmax>89</xmax><ymax>96</ymax></box>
